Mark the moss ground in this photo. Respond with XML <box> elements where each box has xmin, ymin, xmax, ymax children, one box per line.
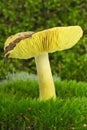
<box><xmin>0</xmin><ymin>80</ymin><xmax>87</xmax><ymax>130</ymax></box>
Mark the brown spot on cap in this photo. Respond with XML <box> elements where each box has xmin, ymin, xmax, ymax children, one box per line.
<box><xmin>4</xmin><ymin>32</ymin><xmax>34</xmax><ymax>57</ymax></box>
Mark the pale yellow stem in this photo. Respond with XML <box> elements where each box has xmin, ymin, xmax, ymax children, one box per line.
<box><xmin>35</xmin><ymin>52</ymin><xmax>56</xmax><ymax>100</ymax></box>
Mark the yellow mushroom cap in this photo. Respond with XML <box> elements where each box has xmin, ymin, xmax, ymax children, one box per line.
<box><xmin>4</xmin><ymin>26</ymin><xmax>83</xmax><ymax>59</ymax></box>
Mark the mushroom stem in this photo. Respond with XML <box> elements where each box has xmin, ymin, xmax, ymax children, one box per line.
<box><xmin>35</xmin><ymin>52</ymin><xmax>56</xmax><ymax>100</ymax></box>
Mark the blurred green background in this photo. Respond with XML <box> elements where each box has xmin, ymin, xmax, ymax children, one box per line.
<box><xmin>0</xmin><ymin>0</ymin><xmax>87</xmax><ymax>81</ymax></box>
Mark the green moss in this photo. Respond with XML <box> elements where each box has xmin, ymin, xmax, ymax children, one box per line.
<box><xmin>0</xmin><ymin>80</ymin><xmax>87</xmax><ymax>129</ymax></box>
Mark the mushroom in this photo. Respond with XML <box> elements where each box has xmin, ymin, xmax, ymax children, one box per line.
<box><xmin>4</xmin><ymin>26</ymin><xmax>83</xmax><ymax>100</ymax></box>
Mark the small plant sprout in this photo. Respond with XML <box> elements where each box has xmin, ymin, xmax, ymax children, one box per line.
<box><xmin>4</xmin><ymin>26</ymin><xmax>83</xmax><ymax>100</ymax></box>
